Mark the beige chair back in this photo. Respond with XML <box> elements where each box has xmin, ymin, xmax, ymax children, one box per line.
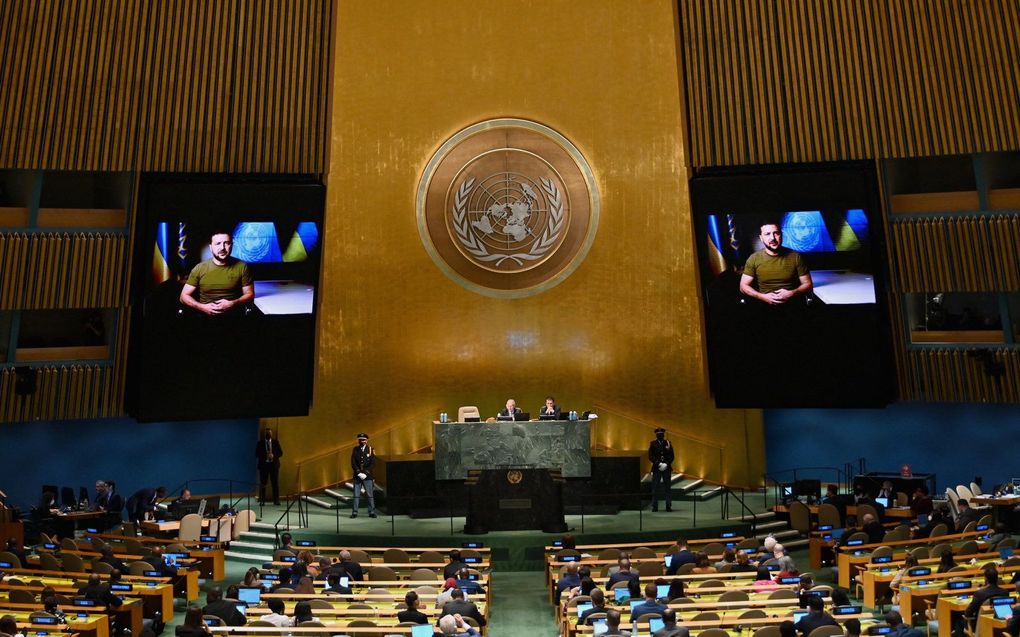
<box><xmin>38</xmin><ymin>553</ymin><xmax>62</xmax><ymax>571</ymax></box>
<box><xmin>635</xmin><ymin>561</ymin><xmax>663</xmax><ymax>577</ymax></box>
<box><xmin>233</xmin><ymin>509</ymin><xmax>256</xmax><ymax>539</ymax></box>
<box><xmin>817</xmin><ymin>503</ymin><xmax>841</xmax><ymax>529</ymax></box>
<box><xmin>410</xmin><ymin>568</ymin><xmax>439</xmax><ymax>581</ymax></box>
<box><xmin>129</xmin><ymin>561</ymin><xmax>156</xmax><ymax>576</ymax></box>
<box><xmin>178</xmin><ymin>513</ymin><xmax>203</xmax><ymax>541</ymax></box>
<box><xmin>0</xmin><ymin>551</ymin><xmax>21</xmax><ymax>568</ymax></box>
<box><xmin>788</xmin><ymin>500</ymin><xmax>812</xmax><ymax>535</ymax></box>
<box><xmin>970</xmin><ymin>482</ymin><xmax>983</xmax><ymax>497</ymax></box>
<box><xmin>457</xmin><ymin>406</ymin><xmax>480</xmax><ymax>422</ymax></box>
<box><xmin>383</xmin><ymin>548</ymin><xmax>411</xmax><ymax>563</ymax></box>
<box><xmin>957</xmin><ymin>485</ymin><xmax>974</xmax><ymax>501</ymax></box>
<box><xmin>61</xmin><ymin>552</ymin><xmax>85</xmax><ymax>572</ymax></box>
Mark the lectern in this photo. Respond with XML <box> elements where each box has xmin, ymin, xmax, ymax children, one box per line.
<box><xmin>464</xmin><ymin>468</ymin><xmax>567</xmax><ymax>534</ymax></box>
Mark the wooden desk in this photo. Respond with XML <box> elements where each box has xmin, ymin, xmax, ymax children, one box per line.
<box><xmin>41</xmin><ymin>544</ymin><xmax>222</xmax><ymax>581</ymax></box>
<box><xmin>543</xmin><ymin>535</ymin><xmax>746</xmax><ymax>554</ymax></box>
<box><xmin>935</xmin><ymin>594</ymin><xmax>970</xmax><ymax>637</ymax></box>
<box><xmin>977</xmin><ymin>611</ymin><xmax>1009</xmax><ymax>637</ymax></box>
<box><xmin>0</xmin><ymin>577</ymin><xmax>173</xmax><ymax>621</ymax></box>
<box><xmin>0</xmin><ymin>605</ymin><xmax>109</xmax><ymax>637</ymax></box>
<box><xmin>5</xmin><ymin>564</ymin><xmax>198</xmax><ymax>602</ymax></box>
<box><xmin>570</xmin><ymin>613</ymin><xmax>867</xmax><ymax>637</ymax></box>
<box><xmin>835</xmin><ymin>530</ymin><xmax>990</xmax><ymax>589</ymax></box>
<box><xmin>774</xmin><ymin>504</ymin><xmax>915</xmax><ymax>519</ymax></box>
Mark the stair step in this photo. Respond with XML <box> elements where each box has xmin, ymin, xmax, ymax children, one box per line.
<box><xmin>224</xmin><ymin>550</ymin><xmax>274</xmax><ymax>563</ymax></box>
<box><xmin>231</xmin><ymin>540</ymin><xmax>275</xmax><ymax>551</ymax></box>
<box><xmin>694</xmin><ymin>486</ymin><xmax>725</xmax><ymax>501</ymax></box>
<box><xmin>783</xmin><ymin>538</ymin><xmax>809</xmax><ymax>550</ymax></box>
<box><xmin>756</xmin><ymin>520</ymin><xmax>788</xmax><ymax>531</ymax></box>
<box><xmin>729</xmin><ymin>509</ymin><xmax>775</xmax><ymax>521</ymax></box>
<box><xmin>756</xmin><ymin>529</ymin><xmax>800</xmax><ymax>542</ymax></box>
<box><xmin>342</xmin><ymin>482</ymin><xmax>385</xmax><ymax>494</ymax></box>
<box><xmin>300</xmin><ymin>495</ymin><xmax>337</xmax><ymax>510</ymax></box>
<box><xmin>240</xmin><ymin>531</ymin><xmax>277</xmax><ymax>540</ymax></box>
<box><xmin>323</xmin><ymin>489</ymin><xmax>352</xmax><ymax>503</ymax></box>
<box><xmin>677</xmin><ymin>479</ymin><xmax>705</xmax><ymax>493</ymax></box>
<box><xmin>250</xmin><ymin>521</ymin><xmax>305</xmax><ymax>532</ymax></box>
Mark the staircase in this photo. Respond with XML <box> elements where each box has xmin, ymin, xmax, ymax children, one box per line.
<box><xmin>298</xmin><ymin>482</ymin><xmax>385</xmax><ymax>510</ymax></box>
<box><xmin>728</xmin><ymin>508</ymin><xmax>808</xmax><ymax>550</ymax></box>
<box><xmin>224</xmin><ymin>519</ymin><xmax>308</xmax><ymax>565</ymax></box>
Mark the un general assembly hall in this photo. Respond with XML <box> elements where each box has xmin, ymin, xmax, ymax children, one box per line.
<box><xmin>0</xmin><ymin>2</ymin><xmax>1019</xmax><ymax>636</ymax></box>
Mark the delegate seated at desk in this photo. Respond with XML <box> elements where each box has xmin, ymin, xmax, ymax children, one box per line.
<box><xmin>498</xmin><ymin>398</ymin><xmax>521</xmax><ymax>420</ymax></box>
<box><xmin>539</xmin><ymin>396</ymin><xmax>561</xmax><ymax>419</ymax></box>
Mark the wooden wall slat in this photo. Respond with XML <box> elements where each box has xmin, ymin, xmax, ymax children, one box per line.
<box><xmin>679</xmin><ymin>0</ymin><xmax>1020</xmax><ymax>167</ymax></box>
<box><xmin>888</xmin><ymin>214</ymin><xmax>1020</xmax><ymax>293</ymax></box>
<box><xmin>0</xmin><ymin>232</ymin><xmax>128</xmax><ymax>310</ymax></box>
<box><xmin>0</xmin><ymin>0</ymin><xmax>333</xmax><ymax>173</ymax></box>
<box><xmin>902</xmin><ymin>349</ymin><xmax>1020</xmax><ymax>402</ymax></box>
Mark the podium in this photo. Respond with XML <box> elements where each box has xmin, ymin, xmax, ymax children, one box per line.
<box><xmin>464</xmin><ymin>468</ymin><xmax>567</xmax><ymax>534</ymax></box>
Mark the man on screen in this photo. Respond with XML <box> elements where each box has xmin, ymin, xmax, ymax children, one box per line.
<box><xmin>739</xmin><ymin>222</ymin><xmax>813</xmax><ymax>305</ymax></box>
<box><xmin>179</xmin><ymin>230</ymin><xmax>254</xmax><ymax>315</ymax></box>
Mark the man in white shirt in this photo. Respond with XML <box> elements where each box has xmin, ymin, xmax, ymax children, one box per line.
<box><xmin>262</xmin><ymin>599</ymin><xmax>290</xmax><ymax>627</ymax></box>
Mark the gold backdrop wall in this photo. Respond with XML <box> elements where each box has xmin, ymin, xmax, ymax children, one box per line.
<box><xmin>275</xmin><ymin>0</ymin><xmax>764</xmax><ymax>492</ymax></box>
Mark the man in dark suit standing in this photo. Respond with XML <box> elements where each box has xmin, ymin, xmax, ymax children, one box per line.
<box><xmin>350</xmin><ymin>433</ymin><xmax>375</xmax><ymax>518</ymax></box>
<box><xmin>127</xmin><ymin>486</ymin><xmax>166</xmax><ymax>528</ymax></box>
<box><xmin>498</xmin><ymin>398</ymin><xmax>521</xmax><ymax>420</ymax></box>
<box><xmin>648</xmin><ymin>428</ymin><xmax>675</xmax><ymax>512</ymax></box>
<box><xmin>94</xmin><ymin>480</ymin><xmax>124</xmax><ymax>531</ymax></box>
<box><xmin>256</xmin><ymin>428</ymin><xmax>283</xmax><ymax>505</ymax></box>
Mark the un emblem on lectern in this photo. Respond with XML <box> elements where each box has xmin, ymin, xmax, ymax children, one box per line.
<box><xmin>417</xmin><ymin>119</ymin><xmax>600</xmax><ymax>298</ymax></box>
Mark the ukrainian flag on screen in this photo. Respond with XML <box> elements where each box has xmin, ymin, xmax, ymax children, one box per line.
<box><xmin>231</xmin><ymin>222</ymin><xmax>282</xmax><ymax>263</ymax></box>
<box><xmin>152</xmin><ymin>221</ymin><xmax>172</xmax><ymax>285</ymax></box>
<box><xmin>706</xmin><ymin>214</ymin><xmax>728</xmax><ymax>276</ymax></box>
<box><xmin>834</xmin><ymin>208</ymin><xmax>869</xmax><ymax>251</ymax></box>
<box><xmin>781</xmin><ymin>211</ymin><xmax>835</xmax><ymax>253</ymax></box>
<box><xmin>282</xmin><ymin>222</ymin><xmax>319</xmax><ymax>262</ymax></box>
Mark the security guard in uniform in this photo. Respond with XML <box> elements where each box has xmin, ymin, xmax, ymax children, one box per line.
<box><xmin>648</xmin><ymin>427</ymin><xmax>675</xmax><ymax>512</ymax></box>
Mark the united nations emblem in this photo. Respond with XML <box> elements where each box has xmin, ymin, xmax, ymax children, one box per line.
<box><xmin>506</xmin><ymin>470</ymin><xmax>523</xmax><ymax>485</ymax></box>
<box><xmin>417</xmin><ymin>119</ymin><xmax>599</xmax><ymax>298</ymax></box>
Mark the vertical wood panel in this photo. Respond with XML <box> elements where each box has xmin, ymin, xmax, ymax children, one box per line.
<box><xmin>0</xmin><ymin>0</ymin><xmax>333</xmax><ymax>173</ymax></box>
<box><xmin>888</xmin><ymin>215</ymin><xmax>1020</xmax><ymax>293</ymax></box>
<box><xmin>679</xmin><ymin>0</ymin><xmax>1020</xmax><ymax>167</ymax></box>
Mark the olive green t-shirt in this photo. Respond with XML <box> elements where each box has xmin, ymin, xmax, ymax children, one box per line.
<box><xmin>743</xmin><ymin>249</ymin><xmax>808</xmax><ymax>294</ymax></box>
<box><xmin>186</xmin><ymin>258</ymin><xmax>252</xmax><ymax>304</ymax></box>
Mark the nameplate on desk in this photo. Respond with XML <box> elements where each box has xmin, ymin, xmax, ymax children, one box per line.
<box><xmin>43</xmin><ymin>543</ymin><xmax>58</xmax><ymax>550</ymax></box>
<box><xmin>296</xmin><ymin>540</ymin><xmax>316</xmax><ymax>547</ymax></box>
<box><xmin>0</xmin><ymin>561</ymin><xmax>11</xmax><ymax>568</ymax></box>
<box><xmin>111</xmin><ymin>584</ymin><xmax>133</xmax><ymax>591</ymax></box>
<box><xmin>721</xmin><ymin>532</ymin><xmax>736</xmax><ymax>538</ymax></box>
<box><xmin>499</xmin><ymin>498</ymin><xmax>532</xmax><ymax>509</ymax></box>
<box><xmin>462</xmin><ymin>542</ymin><xmax>484</xmax><ymax>549</ymax></box>
<box><xmin>200</xmin><ymin>535</ymin><xmax>218</xmax><ymax>542</ymax></box>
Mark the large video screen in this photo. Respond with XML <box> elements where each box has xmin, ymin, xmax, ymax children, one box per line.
<box><xmin>691</xmin><ymin>164</ymin><xmax>895</xmax><ymax>408</ymax></box>
<box><xmin>128</xmin><ymin>177</ymin><xmax>324</xmax><ymax>421</ymax></box>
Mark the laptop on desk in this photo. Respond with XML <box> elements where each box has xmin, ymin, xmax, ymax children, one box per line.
<box><xmin>514</xmin><ymin>412</ymin><xmax>530</xmax><ymax>421</ymax></box>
